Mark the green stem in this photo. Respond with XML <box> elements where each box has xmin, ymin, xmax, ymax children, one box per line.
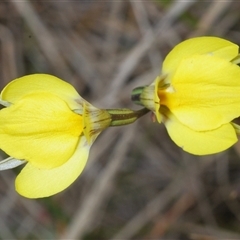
<box><xmin>107</xmin><ymin>108</ymin><xmax>150</xmax><ymax>127</ymax></box>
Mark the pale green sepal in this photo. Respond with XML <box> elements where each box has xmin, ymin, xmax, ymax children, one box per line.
<box><xmin>0</xmin><ymin>99</ymin><xmax>11</xmax><ymax>107</ymax></box>
<box><xmin>140</xmin><ymin>84</ymin><xmax>156</xmax><ymax>111</ymax></box>
<box><xmin>83</xmin><ymin>102</ymin><xmax>111</xmax><ymax>144</ymax></box>
<box><xmin>232</xmin><ymin>123</ymin><xmax>240</xmax><ymax>134</ymax></box>
<box><xmin>0</xmin><ymin>157</ymin><xmax>26</xmax><ymax>171</ymax></box>
<box><xmin>131</xmin><ymin>83</ymin><xmax>156</xmax><ymax>112</ymax></box>
<box><xmin>131</xmin><ymin>76</ymin><xmax>167</xmax><ymax>123</ymax></box>
<box><xmin>231</xmin><ymin>54</ymin><xmax>240</xmax><ymax>65</ymax></box>
<box><xmin>73</xmin><ymin>98</ymin><xmax>84</xmax><ymax>115</ymax></box>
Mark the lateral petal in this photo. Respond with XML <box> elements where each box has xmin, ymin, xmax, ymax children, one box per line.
<box><xmin>162</xmin><ymin>37</ymin><xmax>238</xmax><ymax>81</ymax></box>
<box><xmin>160</xmin><ymin>55</ymin><xmax>240</xmax><ymax>131</ymax></box>
<box><xmin>15</xmin><ymin>137</ymin><xmax>90</xmax><ymax>198</ymax></box>
<box><xmin>0</xmin><ymin>93</ymin><xmax>83</xmax><ymax>168</ymax></box>
<box><xmin>164</xmin><ymin>112</ymin><xmax>237</xmax><ymax>155</ymax></box>
<box><xmin>1</xmin><ymin>74</ymin><xmax>82</xmax><ymax>110</ymax></box>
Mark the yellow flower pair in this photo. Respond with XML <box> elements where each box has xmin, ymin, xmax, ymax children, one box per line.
<box><xmin>0</xmin><ymin>36</ymin><xmax>240</xmax><ymax>199</ymax></box>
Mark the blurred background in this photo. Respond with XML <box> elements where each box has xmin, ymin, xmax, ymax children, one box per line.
<box><xmin>1</xmin><ymin>0</ymin><xmax>240</xmax><ymax>239</ymax></box>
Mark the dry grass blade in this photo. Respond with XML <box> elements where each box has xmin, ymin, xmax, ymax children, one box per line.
<box><xmin>190</xmin><ymin>0</ymin><xmax>234</xmax><ymax>37</ymax></box>
<box><xmin>111</xmin><ymin>170</ymin><xmax>188</xmax><ymax>240</ymax></box>
<box><xmin>99</xmin><ymin>0</ymin><xmax>198</xmax><ymax>106</ymax></box>
<box><xmin>0</xmin><ymin>24</ymin><xmax>18</xmax><ymax>84</ymax></box>
<box><xmin>11</xmin><ymin>0</ymin><xmax>70</xmax><ymax>79</ymax></box>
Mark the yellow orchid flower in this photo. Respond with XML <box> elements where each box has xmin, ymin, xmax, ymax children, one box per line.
<box><xmin>132</xmin><ymin>36</ymin><xmax>240</xmax><ymax>155</ymax></box>
<box><xmin>0</xmin><ymin>74</ymin><xmax>111</xmax><ymax>198</ymax></box>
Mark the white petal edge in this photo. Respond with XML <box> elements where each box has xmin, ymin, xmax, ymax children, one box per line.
<box><xmin>0</xmin><ymin>157</ymin><xmax>26</xmax><ymax>171</ymax></box>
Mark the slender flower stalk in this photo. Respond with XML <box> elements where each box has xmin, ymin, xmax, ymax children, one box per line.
<box><xmin>107</xmin><ymin>108</ymin><xmax>149</xmax><ymax>126</ymax></box>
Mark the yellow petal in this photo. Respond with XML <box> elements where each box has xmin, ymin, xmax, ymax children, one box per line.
<box><xmin>160</xmin><ymin>55</ymin><xmax>240</xmax><ymax>131</ymax></box>
<box><xmin>164</xmin><ymin>111</ymin><xmax>237</xmax><ymax>155</ymax></box>
<box><xmin>0</xmin><ymin>92</ymin><xmax>83</xmax><ymax>168</ymax></box>
<box><xmin>1</xmin><ymin>74</ymin><xmax>82</xmax><ymax>110</ymax></box>
<box><xmin>163</xmin><ymin>36</ymin><xmax>238</xmax><ymax>81</ymax></box>
<box><xmin>15</xmin><ymin>137</ymin><xmax>90</xmax><ymax>198</ymax></box>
